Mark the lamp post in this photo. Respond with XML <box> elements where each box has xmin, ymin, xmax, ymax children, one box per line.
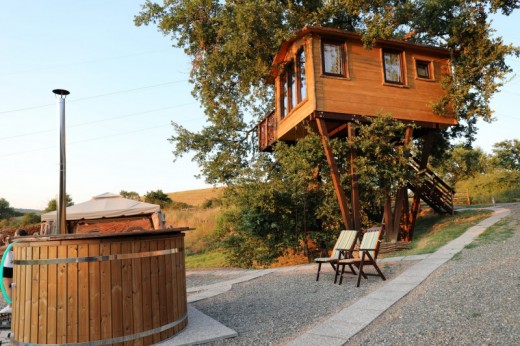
<box><xmin>53</xmin><ymin>89</ymin><xmax>70</xmax><ymax>235</ymax></box>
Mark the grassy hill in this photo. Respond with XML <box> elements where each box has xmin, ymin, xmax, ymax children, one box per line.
<box><xmin>167</xmin><ymin>187</ymin><xmax>224</xmax><ymax>207</ymax></box>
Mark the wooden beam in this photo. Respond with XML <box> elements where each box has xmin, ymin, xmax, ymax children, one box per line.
<box><xmin>316</xmin><ymin>118</ymin><xmax>353</xmax><ymax>230</ymax></box>
<box><xmin>347</xmin><ymin>124</ymin><xmax>362</xmax><ymax>232</ymax></box>
<box><xmin>389</xmin><ymin>127</ymin><xmax>414</xmax><ymax>242</ymax></box>
<box><xmin>408</xmin><ymin>130</ymin><xmax>434</xmax><ymax>240</ymax></box>
<box><xmin>328</xmin><ymin>123</ymin><xmax>349</xmax><ymax>138</ymax></box>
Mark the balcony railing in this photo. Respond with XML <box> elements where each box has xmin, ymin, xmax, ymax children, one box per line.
<box><xmin>258</xmin><ymin>110</ymin><xmax>277</xmax><ymax>151</ymax></box>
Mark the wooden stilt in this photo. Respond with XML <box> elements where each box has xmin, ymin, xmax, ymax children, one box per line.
<box><xmin>316</xmin><ymin>118</ymin><xmax>353</xmax><ymax>230</ymax></box>
<box><xmin>388</xmin><ymin>127</ymin><xmax>413</xmax><ymax>242</ymax></box>
<box><xmin>408</xmin><ymin>130</ymin><xmax>434</xmax><ymax>240</ymax></box>
<box><xmin>347</xmin><ymin>124</ymin><xmax>362</xmax><ymax>232</ymax></box>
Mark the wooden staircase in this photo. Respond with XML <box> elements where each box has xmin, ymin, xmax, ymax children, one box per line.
<box><xmin>408</xmin><ymin>158</ymin><xmax>455</xmax><ymax>214</ymax></box>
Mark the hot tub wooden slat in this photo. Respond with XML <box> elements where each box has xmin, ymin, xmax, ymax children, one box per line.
<box><xmin>23</xmin><ymin>246</ymin><xmax>32</xmax><ymax>344</ymax></box>
<box><xmin>140</xmin><ymin>240</ymin><xmax>153</xmax><ymax>346</ymax></box>
<box><xmin>78</xmin><ymin>244</ymin><xmax>89</xmax><ymax>342</ymax></box>
<box><xmin>67</xmin><ymin>244</ymin><xmax>78</xmax><ymax>343</ymax></box>
<box><xmin>30</xmin><ymin>247</ymin><xmax>40</xmax><ymax>343</ymax></box>
<box><xmin>110</xmin><ymin>242</ymin><xmax>123</xmax><ymax>346</ymax></box>
<box><xmin>38</xmin><ymin>246</ymin><xmax>48</xmax><ymax>344</ymax></box>
<box><xmin>149</xmin><ymin>240</ymin><xmax>161</xmax><ymax>345</ymax></box>
<box><xmin>12</xmin><ymin>230</ymin><xmax>187</xmax><ymax>345</ymax></box>
<box><xmin>57</xmin><ymin>245</ymin><xmax>68</xmax><ymax>343</ymax></box>
<box><xmin>89</xmin><ymin>243</ymin><xmax>101</xmax><ymax>341</ymax></box>
<box><xmin>131</xmin><ymin>241</ymin><xmax>144</xmax><ymax>346</ymax></box>
<box><xmin>47</xmin><ymin>246</ymin><xmax>57</xmax><ymax>343</ymax></box>
<box><xmin>121</xmin><ymin>241</ymin><xmax>134</xmax><ymax>346</ymax></box>
<box><xmin>13</xmin><ymin>245</ymin><xmax>23</xmax><ymax>341</ymax></box>
<box><xmin>100</xmin><ymin>243</ymin><xmax>113</xmax><ymax>341</ymax></box>
<box><xmin>157</xmin><ymin>241</ymin><xmax>167</xmax><ymax>341</ymax></box>
<box><xmin>165</xmin><ymin>238</ymin><xmax>174</xmax><ymax>339</ymax></box>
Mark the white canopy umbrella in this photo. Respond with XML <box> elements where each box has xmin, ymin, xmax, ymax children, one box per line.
<box><xmin>41</xmin><ymin>193</ymin><xmax>165</xmax><ymax>233</ymax></box>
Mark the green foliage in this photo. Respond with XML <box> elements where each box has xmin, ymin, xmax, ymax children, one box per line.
<box><xmin>491</xmin><ymin>139</ymin><xmax>520</xmax><ymax>170</ymax></box>
<box><xmin>19</xmin><ymin>213</ymin><xmax>41</xmax><ymax>226</ymax></box>
<box><xmin>119</xmin><ymin>190</ymin><xmax>141</xmax><ymax>200</ymax></box>
<box><xmin>43</xmin><ymin>194</ymin><xmax>74</xmax><ymax>213</ymax></box>
<box><xmin>456</xmin><ymin>170</ymin><xmax>520</xmax><ymax>204</ymax></box>
<box><xmin>345</xmin><ymin>115</ymin><xmax>417</xmax><ymax>207</ymax></box>
<box><xmin>433</xmin><ymin>144</ymin><xmax>489</xmax><ymax>185</ymax></box>
<box><xmin>214</xmin><ymin>133</ymin><xmax>333</xmax><ymax>268</ymax></box>
<box><xmin>201</xmin><ymin>198</ymin><xmax>222</xmax><ymax>209</ymax></box>
<box><xmin>143</xmin><ymin>189</ymin><xmax>173</xmax><ymax>208</ymax></box>
<box><xmin>0</xmin><ymin>198</ymin><xmax>17</xmax><ymax>219</ymax></box>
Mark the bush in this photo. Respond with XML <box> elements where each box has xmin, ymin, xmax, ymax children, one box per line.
<box><xmin>19</xmin><ymin>213</ymin><xmax>41</xmax><ymax>226</ymax></box>
<box><xmin>456</xmin><ymin>170</ymin><xmax>520</xmax><ymax>204</ymax></box>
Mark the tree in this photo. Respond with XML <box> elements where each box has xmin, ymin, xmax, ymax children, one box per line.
<box><xmin>143</xmin><ymin>190</ymin><xmax>173</xmax><ymax>209</ymax></box>
<box><xmin>135</xmin><ymin>1</ymin><xmax>519</xmax><ymax>250</ymax></box>
<box><xmin>44</xmin><ymin>195</ymin><xmax>74</xmax><ymax>213</ymax></box>
<box><xmin>0</xmin><ymin>198</ymin><xmax>16</xmax><ymax>219</ymax></box>
<box><xmin>434</xmin><ymin>144</ymin><xmax>490</xmax><ymax>185</ymax></box>
<box><xmin>491</xmin><ymin>139</ymin><xmax>520</xmax><ymax>170</ymax></box>
<box><xmin>120</xmin><ymin>190</ymin><xmax>141</xmax><ymax>200</ymax></box>
<box><xmin>135</xmin><ymin>0</ymin><xmax>519</xmax><ymax>185</ymax></box>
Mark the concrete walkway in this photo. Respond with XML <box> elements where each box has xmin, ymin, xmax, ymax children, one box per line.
<box><xmin>286</xmin><ymin>207</ymin><xmax>510</xmax><ymax>345</ymax></box>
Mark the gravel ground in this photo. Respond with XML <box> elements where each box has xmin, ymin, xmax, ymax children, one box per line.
<box><xmin>348</xmin><ymin>203</ymin><xmax>520</xmax><ymax>345</ymax></box>
<box><xmin>192</xmin><ymin>261</ymin><xmax>413</xmax><ymax>345</ymax></box>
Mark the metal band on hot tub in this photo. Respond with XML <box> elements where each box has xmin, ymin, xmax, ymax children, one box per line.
<box><xmin>14</xmin><ymin>248</ymin><xmax>180</xmax><ymax>265</ymax></box>
<box><xmin>10</xmin><ymin>312</ymin><xmax>188</xmax><ymax>346</ymax></box>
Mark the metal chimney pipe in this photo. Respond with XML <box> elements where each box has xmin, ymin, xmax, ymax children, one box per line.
<box><xmin>52</xmin><ymin>89</ymin><xmax>70</xmax><ymax>235</ymax></box>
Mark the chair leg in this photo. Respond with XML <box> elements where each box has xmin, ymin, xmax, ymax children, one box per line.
<box><xmin>347</xmin><ymin>264</ymin><xmax>357</xmax><ymax>275</ymax></box>
<box><xmin>372</xmin><ymin>262</ymin><xmax>386</xmax><ymax>281</ymax></box>
<box><xmin>334</xmin><ymin>262</ymin><xmax>341</xmax><ymax>284</ymax></box>
<box><xmin>339</xmin><ymin>264</ymin><xmax>347</xmax><ymax>285</ymax></box>
<box><xmin>365</xmin><ymin>252</ymin><xmax>386</xmax><ymax>281</ymax></box>
<box><xmin>316</xmin><ymin>262</ymin><xmax>322</xmax><ymax>281</ymax></box>
<box><xmin>356</xmin><ymin>256</ymin><xmax>366</xmax><ymax>287</ymax></box>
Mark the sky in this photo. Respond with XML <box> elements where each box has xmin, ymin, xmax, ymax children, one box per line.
<box><xmin>1</xmin><ymin>2</ymin><xmax>519</xmax><ymax>210</ymax></box>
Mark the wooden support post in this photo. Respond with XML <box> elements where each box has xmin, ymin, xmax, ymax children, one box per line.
<box><xmin>388</xmin><ymin>127</ymin><xmax>414</xmax><ymax>242</ymax></box>
<box><xmin>408</xmin><ymin>130</ymin><xmax>434</xmax><ymax>240</ymax></box>
<box><xmin>347</xmin><ymin>124</ymin><xmax>362</xmax><ymax>232</ymax></box>
<box><xmin>316</xmin><ymin>118</ymin><xmax>353</xmax><ymax>230</ymax></box>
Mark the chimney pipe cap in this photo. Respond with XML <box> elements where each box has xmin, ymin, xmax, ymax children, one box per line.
<box><xmin>52</xmin><ymin>89</ymin><xmax>70</xmax><ymax>96</ymax></box>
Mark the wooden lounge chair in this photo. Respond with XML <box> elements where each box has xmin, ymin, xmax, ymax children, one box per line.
<box><xmin>315</xmin><ymin>230</ymin><xmax>358</xmax><ymax>282</ymax></box>
<box><xmin>337</xmin><ymin>227</ymin><xmax>386</xmax><ymax>287</ymax></box>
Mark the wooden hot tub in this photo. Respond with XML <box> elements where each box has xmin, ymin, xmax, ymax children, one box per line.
<box><xmin>11</xmin><ymin>228</ymin><xmax>189</xmax><ymax>345</ymax></box>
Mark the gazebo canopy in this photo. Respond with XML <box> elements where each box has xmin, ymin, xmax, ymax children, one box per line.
<box><xmin>41</xmin><ymin>193</ymin><xmax>160</xmax><ymax>222</ymax></box>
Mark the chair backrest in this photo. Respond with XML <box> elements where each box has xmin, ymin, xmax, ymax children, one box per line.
<box><xmin>358</xmin><ymin>227</ymin><xmax>382</xmax><ymax>260</ymax></box>
<box><xmin>331</xmin><ymin>230</ymin><xmax>358</xmax><ymax>259</ymax></box>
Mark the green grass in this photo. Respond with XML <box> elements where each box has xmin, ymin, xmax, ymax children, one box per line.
<box><xmin>185</xmin><ymin>250</ymin><xmax>228</xmax><ymax>269</ymax></box>
<box><xmin>389</xmin><ymin>209</ymin><xmax>494</xmax><ymax>257</ymax></box>
<box><xmin>465</xmin><ymin>218</ymin><xmax>516</xmax><ymax>249</ymax></box>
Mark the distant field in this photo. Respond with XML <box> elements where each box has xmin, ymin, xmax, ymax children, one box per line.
<box><xmin>167</xmin><ymin>187</ymin><xmax>224</xmax><ymax>207</ymax></box>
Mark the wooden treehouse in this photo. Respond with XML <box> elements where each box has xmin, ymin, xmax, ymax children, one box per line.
<box><xmin>258</xmin><ymin>26</ymin><xmax>456</xmax><ymax>241</ymax></box>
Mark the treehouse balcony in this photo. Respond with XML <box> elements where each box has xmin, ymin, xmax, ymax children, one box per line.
<box><xmin>258</xmin><ymin>26</ymin><xmax>457</xmax><ymax>151</ymax></box>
